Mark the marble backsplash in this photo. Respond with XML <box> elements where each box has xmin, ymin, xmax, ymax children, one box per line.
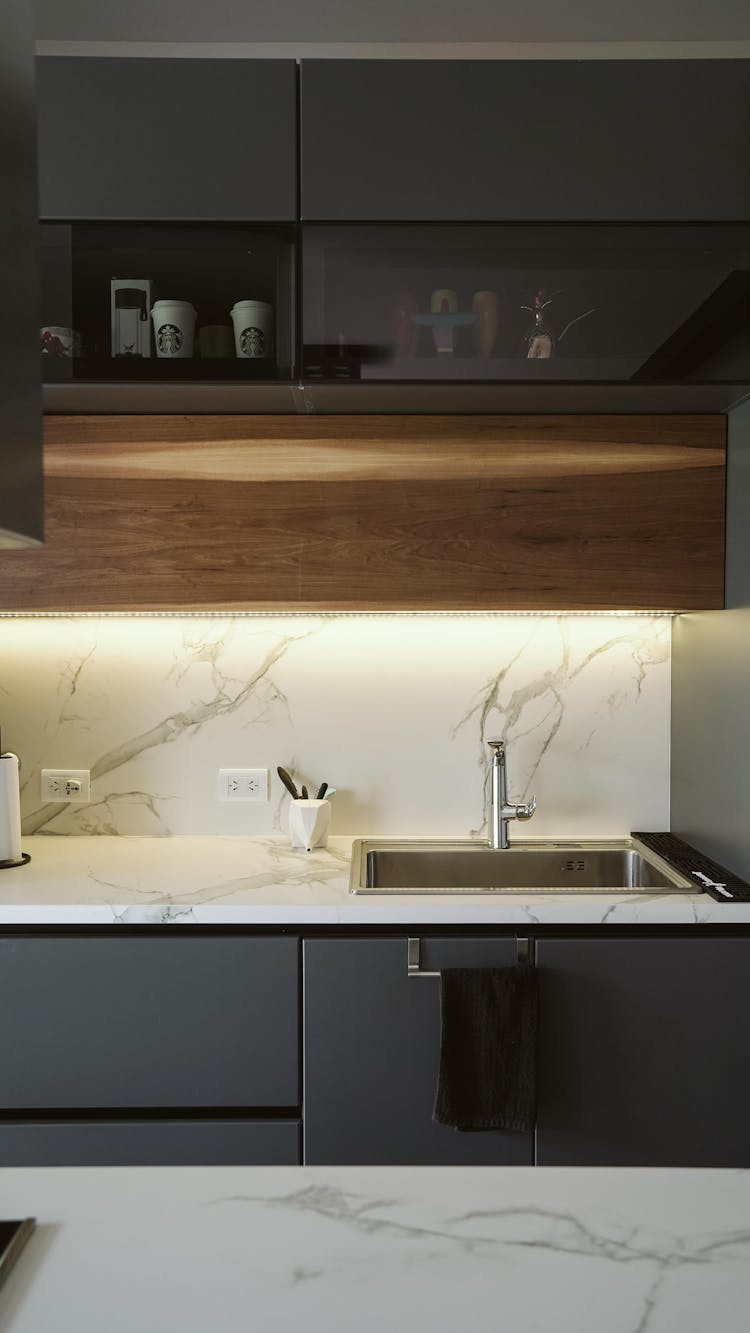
<box><xmin>0</xmin><ymin>615</ymin><xmax>671</xmax><ymax>838</ymax></box>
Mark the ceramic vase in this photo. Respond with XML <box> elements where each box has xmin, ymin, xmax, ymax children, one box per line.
<box><xmin>471</xmin><ymin>291</ymin><xmax>499</xmax><ymax>358</ymax></box>
<box><xmin>391</xmin><ymin>290</ymin><xmax>419</xmax><ymax>357</ymax></box>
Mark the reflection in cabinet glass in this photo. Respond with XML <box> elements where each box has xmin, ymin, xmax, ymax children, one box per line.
<box><xmin>40</xmin><ymin>223</ymin><xmax>296</xmax><ymax>384</ymax></box>
<box><xmin>302</xmin><ymin>223</ymin><xmax>750</xmax><ymax>388</ymax></box>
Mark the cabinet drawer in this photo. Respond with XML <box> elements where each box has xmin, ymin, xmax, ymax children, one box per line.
<box><xmin>0</xmin><ymin>936</ymin><xmax>298</xmax><ymax>1109</ymax></box>
<box><xmin>0</xmin><ymin>1119</ymin><xmax>299</xmax><ymax>1166</ymax></box>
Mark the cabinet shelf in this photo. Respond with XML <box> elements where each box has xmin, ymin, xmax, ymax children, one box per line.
<box><xmin>360</xmin><ymin>356</ymin><xmax>650</xmax><ymax>382</ymax></box>
<box><xmin>42</xmin><ymin>358</ymin><xmax>296</xmax><ymax>384</ymax></box>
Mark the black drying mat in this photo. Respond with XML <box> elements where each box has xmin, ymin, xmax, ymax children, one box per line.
<box><xmin>633</xmin><ymin>831</ymin><xmax>750</xmax><ymax>903</ymax></box>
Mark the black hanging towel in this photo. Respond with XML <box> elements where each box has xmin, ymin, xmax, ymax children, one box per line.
<box><xmin>433</xmin><ymin>965</ymin><xmax>538</xmax><ymax>1132</ymax></box>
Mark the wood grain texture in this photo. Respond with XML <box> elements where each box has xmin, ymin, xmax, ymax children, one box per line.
<box><xmin>0</xmin><ymin>415</ymin><xmax>726</xmax><ymax>611</ymax></box>
<box><xmin>44</xmin><ymin>413</ymin><xmax>723</xmax><ymax>482</ymax></box>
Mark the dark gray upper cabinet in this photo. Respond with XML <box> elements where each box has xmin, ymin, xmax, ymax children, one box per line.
<box><xmin>37</xmin><ymin>58</ymin><xmax>298</xmax><ymax>221</ymax></box>
<box><xmin>300</xmin><ymin>60</ymin><xmax>750</xmax><ymax>222</ymax></box>
<box><xmin>0</xmin><ymin>0</ymin><xmax>43</xmax><ymax>546</ymax></box>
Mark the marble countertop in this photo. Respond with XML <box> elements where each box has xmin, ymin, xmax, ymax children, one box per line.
<box><xmin>0</xmin><ymin>835</ymin><xmax>748</xmax><ymax>926</ymax></box>
<box><xmin>1</xmin><ymin>1165</ymin><xmax>749</xmax><ymax>1332</ymax></box>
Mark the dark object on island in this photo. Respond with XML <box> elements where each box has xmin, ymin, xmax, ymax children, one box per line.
<box><xmin>316</xmin><ymin>782</ymin><xmax>328</xmax><ymax>799</ymax></box>
<box><xmin>301</xmin><ymin>785</ymin><xmax>309</xmax><ymax>799</ymax></box>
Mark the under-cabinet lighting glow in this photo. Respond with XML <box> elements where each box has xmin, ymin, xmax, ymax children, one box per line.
<box><xmin>0</xmin><ymin>610</ymin><xmax>677</xmax><ymax>619</ymax></box>
<box><xmin>0</xmin><ymin>609</ymin><xmax>672</xmax><ymax>839</ymax></box>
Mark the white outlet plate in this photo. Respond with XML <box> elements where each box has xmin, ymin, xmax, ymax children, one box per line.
<box><xmin>41</xmin><ymin>769</ymin><xmax>91</xmax><ymax>803</ymax></box>
<box><xmin>217</xmin><ymin>768</ymin><xmax>269</xmax><ymax>803</ymax></box>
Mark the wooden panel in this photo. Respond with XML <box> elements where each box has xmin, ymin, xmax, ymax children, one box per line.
<box><xmin>0</xmin><ymin>415</ymin><xmax>725</xmax><ymax>611</ymax></box>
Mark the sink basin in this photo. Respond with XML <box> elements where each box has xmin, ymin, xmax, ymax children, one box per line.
<box><xmin>349</xmin><ymin>838</ymin><xmax>696</xmax><ymax>894</ymax></box>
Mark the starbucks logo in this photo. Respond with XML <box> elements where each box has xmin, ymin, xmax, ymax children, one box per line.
<box><xmin>157</xmin><ymin>323</ymin><xmax>183</xmax><ymax>355</ymax></box>
<box><xmin>240</xmin><ymin>325</ymin><xmax>265</xmax><ymax>358</ymax></box>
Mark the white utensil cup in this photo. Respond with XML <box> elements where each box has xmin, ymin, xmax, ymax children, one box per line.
<box><xmin>288</xmin><ymin>799</ymin><xmax>331</xmax><ymax>852</ymax></box>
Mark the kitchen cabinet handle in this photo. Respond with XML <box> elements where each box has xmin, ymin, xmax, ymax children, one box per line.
<box><xmin>406</xmin><ymin>936</ymin><xmax>530</xmax><ymax>977</ymax></box>
<box><xmin>407</xmin><ymin>937</ymin><xmax>440</xmax><ymax>978</ymax></box>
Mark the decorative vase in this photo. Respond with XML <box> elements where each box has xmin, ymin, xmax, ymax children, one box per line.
<box><xmin>391</xmin><ymin>290</ymin><xmax>419</xmax><ymax>357</ymax></box>
<box><xmin>471</xmin><ymin>290</ymin><xmax>499</xmax><ymax>358</ymax></box>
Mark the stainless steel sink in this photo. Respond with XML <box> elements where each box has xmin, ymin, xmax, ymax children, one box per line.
<box><xmin>349</xmin><ymin>838</ymin><xmax>697</xmax><ymax>894</ymax></box>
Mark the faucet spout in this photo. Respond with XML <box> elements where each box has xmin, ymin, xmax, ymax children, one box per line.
<box><xmin>487</xmin><ymin>738</ymin><xmax>537</xmax><ymax>849</ymax></box>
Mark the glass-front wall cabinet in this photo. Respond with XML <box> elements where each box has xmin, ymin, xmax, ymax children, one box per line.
<box><xmin>302</xmin><ymin>223</ymin><xmax>750</xmax><ymax>387</ymax></box>
<box><xmin>40</xmin><ymin>223</ymin><xmax>296</xmax><ymax>384</ymax></box>
<box><xmin>39</xmin><ymin>221</ymin><xmax>750</xmax><ymax>398</ymax></box>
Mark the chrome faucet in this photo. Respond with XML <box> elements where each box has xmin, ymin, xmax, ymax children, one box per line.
<box><xmin>487</xmin><ymin>739</ymin><xmax>537</xmax><ymax>849</ymax></box>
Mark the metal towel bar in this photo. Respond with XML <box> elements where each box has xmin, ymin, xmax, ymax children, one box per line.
<box><xmin>407</xmin><ymin>935</ymin><xmax>530</xmax><ymax>977</ymax></box>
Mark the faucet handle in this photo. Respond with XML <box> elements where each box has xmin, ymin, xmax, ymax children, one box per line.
<box><xmin>487</xmin><ymin>738</ymin><xmax>505</xmax><ymax>753</ymax></box>
<box><xmin>515</xmin><ymin>795</ymin><xmax>537</xmax><ymax>821</ymax></box>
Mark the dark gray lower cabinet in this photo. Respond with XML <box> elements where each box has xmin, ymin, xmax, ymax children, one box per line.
<box><xmin>537</xmin><ymin>936</ymin><xmax>750</xmax><ymax>1166</ymax></box>
<box><xmin>0</xmin><ymin>1120</ymin><xmax>299</xmax><ymax>1167</ymax></box>
<box><xmin>5</xmin><ymin>930</ymin><xmax>749</xmax><ymax>1167</ymax></box>
<box><xmin>305</xmin><ymin>933</ymin><xmax>750</xmax><ymax>1167</ymax></box>
<box><xmin>0</xmin><ymin>934</ymin><xmax>300</xmax><ymax>1166</ymax></box>
<box><xmin>303</xmin><ymin>936</ymin><xmax>532</xmax><ymax>1165</ymax></box>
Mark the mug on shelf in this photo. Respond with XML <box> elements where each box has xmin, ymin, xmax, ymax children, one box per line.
<box><xmin>151</xmin><ymin>300</ymin><xmax>196</xmax><ymax>358</ymax></box>
<box><xmin>198</xmin><ymin>324</ymin><xmax>234</xmax><ymax>358</ymax></box>
<box><xmin>230</xmin><ymin>300</ymin><xmax>273</xmax><ymax>359</ymax></box>
<box><xmin>40</xmin><ymin>326</ymin><xmax>81</xmax><ymax>357</ymax></box>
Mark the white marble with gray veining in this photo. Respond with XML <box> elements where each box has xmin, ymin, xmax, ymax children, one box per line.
<box><xmin>0</xmin><ymin>834</ymin><xmax>748</xmax><ymax>924</ymax></box>
<box><xmin>1</xmin><ymin>1166</ymin><xmax>750</xmax><ymax>1333</ymax></box>
<box><xmin>0</xmin><ymin>614</ymin><xmax>671</xmax><ymax>839</ymax></box>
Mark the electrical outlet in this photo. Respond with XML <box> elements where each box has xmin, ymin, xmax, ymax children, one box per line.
<box><xmin>217</xmin><ymin>768</ymin><xmax>269</xmax><ymax>803</ymax></box>
<box><xmin>41</xmin><ymin>769</ymin><xmax>91</xmax><ymax>803</ymax></box>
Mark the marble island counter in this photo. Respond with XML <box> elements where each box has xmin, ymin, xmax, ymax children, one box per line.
<box><xmin>0</xmin><ymin>834</ymin><xmax>748</xmax><ymax>926</ymax></box>
<box><xmin>1</xmin><ymin>1165</ymin><xmax>750</xmax><ymax>1332</ymax></box>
